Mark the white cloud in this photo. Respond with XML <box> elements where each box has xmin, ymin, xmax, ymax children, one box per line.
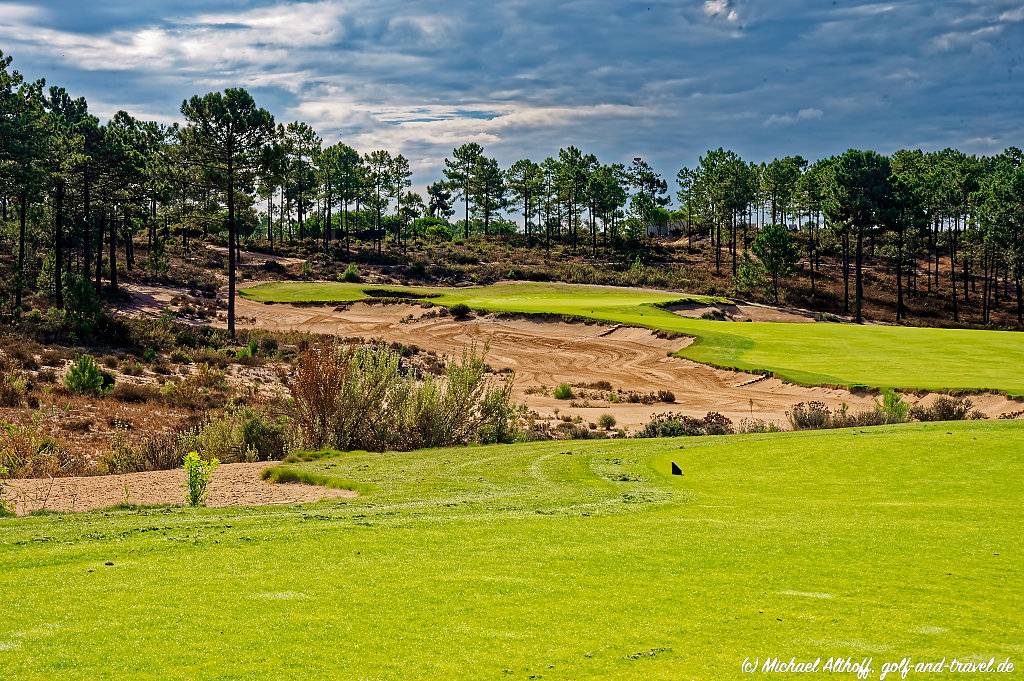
<box><xmin>291</xmin><ymin>98</ymin><xmax>646</xmax><ymax>152</ymax></box>
<box><xmin>1</xmin><ymin>1</ymin><xmax>359</xmax><ymax>73</ymax></box>
<box><xmin>703</xmin><ymin>0</ymin><xmax>739</xmax><ymax>22</ymax></box>
<box><xmin>0</xmin><ymin>2</ymin><xmax>44</xmax><ymax>25</ymax></box>
<box><xmin>764</xmin><ymin>107</ymin><xmax>823</xmax><ymax>126</ymax></box>
<box><xmin>930</xmin><ymin>25</ymin><xmax>1003</xmax><ymax>52</ymax></box>
<box><xmin>999</xmin><ymin>6</ymin><xmax>1024</xmax><ymax>23</ymax></box>
<box><xmin>88</xmin><ymin>100</ymin><xmax>182</xmax><ymax>126</ymax></box>
<box><xmin>965</xmin><ymin>135</ymin><xmax>1000</xmax><ymax>148</ymax></box>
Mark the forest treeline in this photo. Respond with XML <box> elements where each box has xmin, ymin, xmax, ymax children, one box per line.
<box><xmin>2</xmin><ymin>49</ymin><xmax>1023</xmax><ymax>335</ymax></box>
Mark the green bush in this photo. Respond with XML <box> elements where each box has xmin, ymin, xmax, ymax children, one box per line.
<box><xmin>0</xmin><ymin>371</ymin><xmax>28</xmax><ymax>407</ymax></box>
<box><xmin>449</xmin><ymin>303</ymin><xmax>472</xmax><ymax>319</ymax></box>
<box><xmin>340</xmin><ymin>263</ymin><xmax>361</xmax><ymax>283</ymax></box>
<box><xmin>553</xmin><ymin>383</ymin><xmax>574</xmax><ymax>400</ymax></box>
<box><xmin>179</xmin><ymin>405</ymin><xmax>288</xmax><ymax>463</ymax></box>
<box><xmin>183</xmin><ymin>451</ymin><xmax>219</xmax><ymax>507</ymax></box>
<box><xmin>878</xmin><ymin>389</ymin><xmax>910</xmax><ymax>424</ymax></box>
<box><xmin>598</xmin><ymin>413</ymin><xmax>617</xmax><ymax>430</ymax></box>
<box><xmin>64</xmin><ymin>355</ymin><xmax>109</xmax><ymax>396</ymax></box>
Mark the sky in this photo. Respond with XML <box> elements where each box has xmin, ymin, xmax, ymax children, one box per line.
<box><xmin>1</xmin><ymin>0</ymin><xmax>1023</xmax><ymax>191</ymax></box>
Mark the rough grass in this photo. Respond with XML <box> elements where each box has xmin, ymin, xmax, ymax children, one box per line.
<box><xmin>243</xmin><ymin>281</ymin><xmax>1024</xmax><ymax>395</ymax></box>
<box><xmin>1</xmin><ymin>420</ymin><xmax>1021</xmax><ymax>679</ymax></box>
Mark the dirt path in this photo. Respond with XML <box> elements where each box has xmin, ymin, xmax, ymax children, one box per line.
<box><xmin>5</xmin><ymin>462</ymin><xmax>354</xmax><ymax>516</ymax></box>
<box><xmin>207</xmin><ymin>244</ymin><xmax>306</xmax><ymax>267</ymax></box>
<box><xmin>232</xmin><ymin>294</ymin><xmax>1020</xmax><ymax>430</ymax></box>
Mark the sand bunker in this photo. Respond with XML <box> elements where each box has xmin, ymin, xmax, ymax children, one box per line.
<box><xmin>669</xmin><ymin>301</ymin><xmax>819</xmax><ymax>323</ymax></box>
<box><xmin>230</xmin><ymin>291</ymin><xmax>1024</xmax><ymax>430</ymax></box>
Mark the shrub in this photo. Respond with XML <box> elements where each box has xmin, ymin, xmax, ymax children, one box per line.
<box><xmin>788</xmin><ymin>401</ymin><xmax>832</xmax><ymax>430</ymax></box>
<box><xmin>64</xmin><ymin>355</ymin><xmax>110</xmax><ymax>396</ymax></box>
<box><xmin>39</xmin><ymin>349</ymin><xmax>67</xmax><ymax>367</ymax></box>
<box><xmin>449</xmin><ymin>303</ymin><xmax>472</xmax><ymax>319</ymax></box>
<box><xmin>178</xmin><ymin>405</ymin><xmax>288</xmax><ymax>463</ymax></box>
<box><xmin>340</xmin><ymin>263</ymin><xmax>361</xmax><ymax>283</ymax></box>
<box><xmin>169</xmin><ymin>349</ymin><xmax>191</xmax><ymax>364</ymax></box>
<box><xmin>259</xmin><ymin>337</ymin><xmax>279</xmax><ymax>356</ymax></box>
<box><xmin>910</xmin><ymin>396</ymin><xmax>982</xmax><ymax>422</ymax></box>
<box><xmin>183</xmin><ymin>451</ymin><xmax>219</xmax><ymax>507</ymax></box>
<box><xmin>877</xmin><ymin>389</ymin><xmax>910</xmax><ymax>424</ymax></box>
<box><xmin>160</xmin><ymin>363</ymin><xmax>230</xmax><ymax>410</ymax></box>
<box><xmin>700</xmin><ymin>309</ymin><xmax>727</xmax><ymax>321</ymax></box>
<box><xmin>0</xmin><ymin>371</ymin><xmax>28</xmax><ymax>407</ymax></box>
<box><xmin>121</xmin><ymin>360</ymin><xmax>145</xmax><ymax>376</ymax></box>
<box><xmin>111</xmin><ymin>382</ymin><xmax>161</xmax><ymax>404</ymax></box>
<box><xmin>637</xmin><ymin>412</ymin><xmax>734</xmax><ymax>438</ymax></box>
<box><xmin>790</xmin><ymin>397</ymin><xmax>913</xmax><ymax>431</ymax></box>
<box><xmin>598</xmin><ymin>413</ymin><xmax>617</xmax><ymax>430</ymax></box>
<box><xmin>0</xmin><ymin>422</ymin><xmax>87</xmax><ymax>478</ymax></box>
<box><xmin>737</xmin><ymin>418</ymin><xmax>782</xmax><ymax>433</ymax></box>
<box><xmin>99</xmin><ymin>429</ymin><xmax>183</xmax><ymax>474</ymax></box>
<box><xmin>35</xmin><ymin>368</ymin><xmax>57</xmax><ymax>384</ymax></box>
<box><xmin>0</xmin><ymin>463</ymin><xmax>10</xmax><ymax>516</ymax></box>
<box><xmin>553</xmin><ymin>383</ymin><xmax>574</xmax><ymax>400</ymax></box>
<box><xmin>657</xmin><ymin>390</ymin><xmax>676</xmax><ymax>403</ymax></box>
<box><xmin>290</xmin><ymin>342</ymin><xmax>520</xmax><ymax>452</ymax></box>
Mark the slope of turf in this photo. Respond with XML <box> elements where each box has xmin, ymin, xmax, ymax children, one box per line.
<box><xmin>242</xmin><ymin>280</ymin><xmax>1024</xmax><ymax>395</ymax></box>
<box><xmin>2</xmin><ymin>421</ymin><xmax>1021</xmax><ymax>679</ymax></box>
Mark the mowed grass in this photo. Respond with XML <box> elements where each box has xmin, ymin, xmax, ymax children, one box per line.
<box><xmin>242</xmin><ymin>280</ymin><xmax>1024</xmax><ymax>395</ymax></box>
<box><xmin>2</xmin><ymin>421</ymin><xmax>1021</xmax><ymax>679</ymax></box>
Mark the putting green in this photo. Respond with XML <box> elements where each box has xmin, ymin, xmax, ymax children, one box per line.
<box><xmin>242</xmin><ymin>281</ymin><xmax>1024</xmax><ymax>396</ymax></box>
<box><xmin>2</xmin><ymin>421</ymin><xmax>1021</xmax><ymax>678</ymax></box>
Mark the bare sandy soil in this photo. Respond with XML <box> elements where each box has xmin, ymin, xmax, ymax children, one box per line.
<box><xmin>231</xmin><ymin>293</ymin><xmax>1020</xmax><ymax>428</ymax></box>
<box><xmin>5</xmin><ymin>462</ymin><xmax>354</xmax><ymax>516</ymax></box>
<box><xmin>206</xmin><ymin>244</ymin><xmax>307</xmax><ymax>267</ymax></box>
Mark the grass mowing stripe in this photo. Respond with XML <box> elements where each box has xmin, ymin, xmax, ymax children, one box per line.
<box><xmin>2</xmin><ymin>421</ymin><xmax>1021</xmax><ymax>679</ymax></box>
<box><xmin>242</xmin><ymin>280</ymin><xmax>1024</xmax><ymax>395</ymax></box>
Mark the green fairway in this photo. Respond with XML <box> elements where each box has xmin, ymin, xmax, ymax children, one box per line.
<box><xmin>241</xmin><ymin>280</ymin><xmax>1024</xmax><ymax>395</ymax></box>
<box><xmin>2</xmin><ymin>421</ymin><xmax>1021</xmax><ymax>679</ymax></box>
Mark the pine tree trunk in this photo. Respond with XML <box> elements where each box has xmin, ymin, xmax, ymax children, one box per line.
<box><xmin>109</xmin><ymin>209</ymin><xmax>118</xmax><ymax>292</ymax></box>
<box><xmin>54</xmin><ymin>181</ymin><xmax>64</xmax><ymax>308</ymax></box>
<box><xmin>227</xmin><ymin>159</ymin><xmax>236</xmax><ymax>338</ymax></box>
<box><xmin>842</xmin><ymin>230</ymin><xmax>850</xmax><ymax>314</ymax></box>
<box><xmin>896</xmin><ymin>228</ymin><xmax>904</xmax><ymax>321</ymax></box>
<box><xmin>15</xmin><ymin>192</ymin><xmax>27</xmax><ymax>315</ymax></box>
<box><xmin>855</xmin><ymin>225</ymin><xmax>864</xmax><ymax>323</ymax></box>
<box><xmin>95</xmin><ymin>211</ymin><xmax>104</xmax><ymax>293</ymax></box>
<box><xmin>82</xmin><ymin>171</ymin><xmax>92</xmax><ymax>279</ymax></box>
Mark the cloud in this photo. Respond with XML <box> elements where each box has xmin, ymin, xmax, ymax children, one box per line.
<box><xmin>929</xmin><ymin>24</ymin><xmax>1004</xmax><ymax>52</ymax></box>
<box><xmin>764</xmin><ymin>107</ymin><xmax>823</xmax><ymax>126</ymax></box>
<box><xmin>0</xmin><ymin>0</ymin><xmax>1022</xmax><ymax>192</ymax></box>
<box><xmin>703</xmin><ymin>0</ymin><xmax>739</xmax><ymax>22</ymax></box>
<box><xmin>0</xmin><ymin>2</ymin><xmax>45</xmax><ymax>24</ymax></box>
<box><xmin>999</xmin><ymin>6</ymin><xmax>1024</xmax><ymax>22</ymax></box>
